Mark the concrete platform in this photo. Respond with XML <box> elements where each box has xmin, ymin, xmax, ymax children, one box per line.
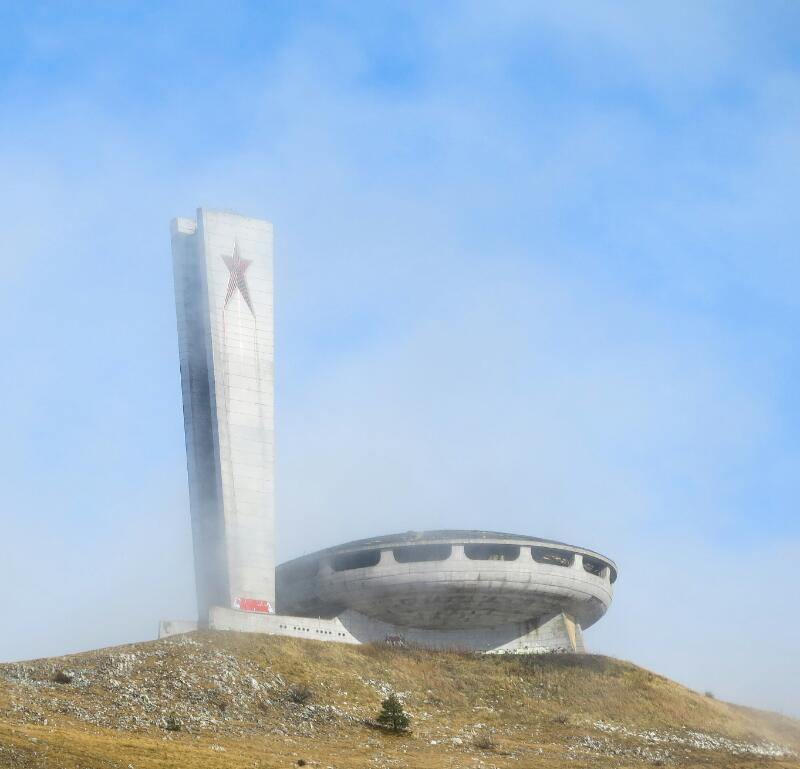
<box><xmin>160</xmin><ymin>606</ymin><xmax>585</xmax><ymax>653</ymax></box>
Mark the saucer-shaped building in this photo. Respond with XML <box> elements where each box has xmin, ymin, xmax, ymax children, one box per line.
<box><xmin>275</xmin><ymin>530</ymin><xmax>617</xmax><ymax>653</ymax></box>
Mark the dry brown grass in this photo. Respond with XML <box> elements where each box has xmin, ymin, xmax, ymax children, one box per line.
<box><xmin>0</xmin><ymin>631</ymin><xmax>797</xmax><ymax>769</ymax></box>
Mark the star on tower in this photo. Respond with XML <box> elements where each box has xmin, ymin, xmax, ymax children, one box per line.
<box><xmin>222</xmin><ymin>240</ymin><xmax>255</xmax><ymax>316</ymax></box>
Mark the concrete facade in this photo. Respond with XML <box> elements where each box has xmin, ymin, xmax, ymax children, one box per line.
<box><xmin>204</xmin><ymin>606</ymin><xmax>585</xmax><ymax>653</ymax></box>
<box><xmin>160</xmin><ymin>606</ymin><xmax>584</xmax><ymax>654</ymax></box>
<box><xmin>158</xmin><ymin>619</ymin><xmax>199</xmax><ymax>638</ymax></box>
<box><xmin>277</xmin><ymin>531</ymin><xmax>615</xmax><ymax>634</ymax></box>
<box><xmin>171</xmin><ymin>209</ymin><xmax>275</xmax><ymax>622</ymax></box>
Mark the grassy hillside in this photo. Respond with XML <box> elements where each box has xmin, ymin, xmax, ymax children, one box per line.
<box><xmin>1</xmin><ymin>631</ymin><xmax>797</xmax><ymax>768</ymax></box>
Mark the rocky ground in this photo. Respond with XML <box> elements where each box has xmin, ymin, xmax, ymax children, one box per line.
<box><xmin>0</xmin><ymin>631</ymin><xmax>797</xmax><ymax>768</ymax></box>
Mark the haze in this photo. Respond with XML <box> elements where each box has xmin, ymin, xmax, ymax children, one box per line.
<box><xmin>1</xmin><ymin>2</ymin><xmax>798</xmax><ymax>717</ymax></box>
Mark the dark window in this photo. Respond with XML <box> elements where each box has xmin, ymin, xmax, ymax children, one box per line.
<box><xmin>531</xmin><ymin>547</ymin><xmax>575</xmax><ymax>567</ymax></box>
<box><xmin>331</xmin><ymin>549</ymin><xmax>381</xmax><ymax>572</ymax></box>
<box><xmin>609</xmin><ymin>567</ymin><xmax>618</xmax><ymax>584</ymax></box>
<box><xmin>582</xmin><ymin>556</ymin><xmax>605</xmax><ymax>577</ymax></box>
<box><xmin>393</xmin><ymin>544</ymin><xmax>452</xmax><ymax>563</ymax></box>
<box><xmin>464</xmin><ymin>544</ymin><xmax>520</xmax><ymax>561</ymax></box>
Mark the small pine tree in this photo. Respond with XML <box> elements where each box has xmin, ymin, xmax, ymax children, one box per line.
<box><xmin>376</xmin><ymin>692</ymin><xmax>410</xmax><ymax>732</ymax></box>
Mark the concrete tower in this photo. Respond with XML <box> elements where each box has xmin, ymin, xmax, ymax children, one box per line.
<box><xmin>171</xmin><ymin>209</ymin><xmax>275</xmax><ymax>623</ymax></box>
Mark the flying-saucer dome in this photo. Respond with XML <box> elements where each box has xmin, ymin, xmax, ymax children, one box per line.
<box><xmin>277</xmin><ymin>530</ymin><xmax>616</xmax><ymax>631</ymax></box>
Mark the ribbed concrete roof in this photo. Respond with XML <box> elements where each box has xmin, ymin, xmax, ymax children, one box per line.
<box><xmin>280</xmin><ymin>529</ymin><xmax>617</xmax><ymax>573</ymax></box>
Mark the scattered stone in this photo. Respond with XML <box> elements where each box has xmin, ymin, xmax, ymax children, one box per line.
<box><xmin>0</xmin><ymin>637</ymin><xmax>363</xmax><ymax>737</ymax></box>
<box><xmin>579</xmin><ymin>719</ymin><xmax>797</xmax><ymax>759</ymax></box>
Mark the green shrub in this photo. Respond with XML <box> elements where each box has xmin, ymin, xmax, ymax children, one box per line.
<box><xmin>376</xmin><ymin>692</ymin><xmax>410</xmax><ymax>732</ymax></box>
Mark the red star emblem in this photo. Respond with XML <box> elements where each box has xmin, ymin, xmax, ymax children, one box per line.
<box><xmin>222</xmin><ymin>240</ymin><xmax>255</xmax><ymax>316</ymax></box>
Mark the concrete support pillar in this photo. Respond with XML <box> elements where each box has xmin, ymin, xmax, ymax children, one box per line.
<box><xmin>376</xmin><ymin>549</ymin><xmax>392</xmax><ymax>565</ymax></box>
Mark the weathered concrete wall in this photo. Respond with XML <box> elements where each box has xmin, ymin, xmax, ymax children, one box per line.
<box><xmin>206</xmin><ymin>607</ymin><xmax>583</xmax><ymax>654</ymax></box>
<box><xmin>172</xmin><ymin>209</ymin><xmax>275</xmax><ymax>621</ymax></box>
<box><xmin>158</xmin><ymin>619</ymin><xmax>199</xmax><ymax>639</ymax></box>
<box><xmin>278</xmin><ymin>535</ymin><xmax>614</xmax><ymax>631</ymax></box>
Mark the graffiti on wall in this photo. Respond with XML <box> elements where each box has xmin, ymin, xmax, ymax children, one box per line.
<box><xmin>233</xmin><ymin>597</ymin><xmax>274</xmax><ymax>614</ymax></box>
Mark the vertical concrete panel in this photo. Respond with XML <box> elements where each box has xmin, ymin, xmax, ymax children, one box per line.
<box><xmin>171</xmin><ymin>209</ymin><xmax>275</xmax><ymax>622</ymax></box>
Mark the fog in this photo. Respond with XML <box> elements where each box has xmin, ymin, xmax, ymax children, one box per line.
<box><xmin>0</xmin><ymin>2</ymin><xmax>798</xmax><ymax>717</ymax></box>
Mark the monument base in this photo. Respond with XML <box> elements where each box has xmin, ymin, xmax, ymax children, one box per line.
<box><xmin>159</xmin><ymin>607</ymin><xmax>584</xmax><ymax>654</ymax></box>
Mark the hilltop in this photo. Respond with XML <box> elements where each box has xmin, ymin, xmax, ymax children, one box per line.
<box><xmin>0</xmin><ymin>631</ymin><xmax>798</xmax><ymax>768</ymax></box>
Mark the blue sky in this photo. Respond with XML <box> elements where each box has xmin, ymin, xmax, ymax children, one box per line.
<box><xmin>1</xmin><ymin>1</ymin><xmax>799</xmax><ymax>716</ymax></box>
